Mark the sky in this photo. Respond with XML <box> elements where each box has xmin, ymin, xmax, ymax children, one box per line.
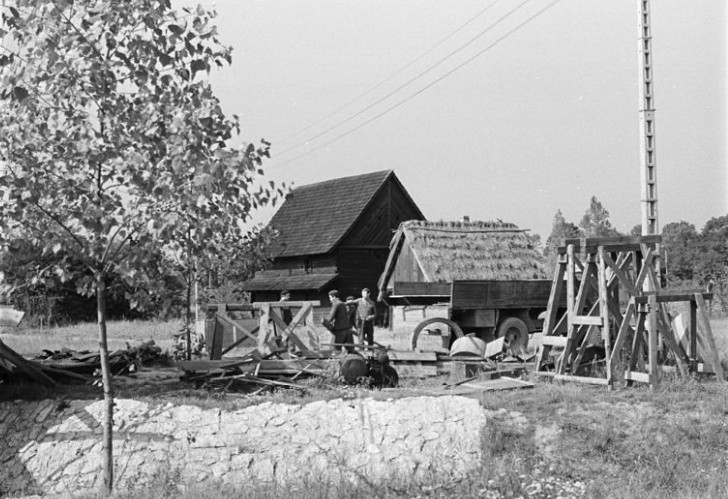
<box><xmin>176</xmin><ymin>0</ymin><xmax>726</xmax><ymax>241</ymax></box>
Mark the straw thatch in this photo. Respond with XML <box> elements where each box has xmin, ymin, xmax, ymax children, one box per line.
<box><xmin>390</xmin><ymin>220</ymin><xmax>549</xmax><ymax>283</ymax></box>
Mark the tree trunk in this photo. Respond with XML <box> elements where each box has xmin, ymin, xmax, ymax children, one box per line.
<box><xmin>186</xmin><ymin>264</ymin><xmax>192</xmax><ymax>360</ymax></box>
<box><xmin>96</xmin><ymin>275</ymin><xmax>114</xmax><ymax>494</ymax></box>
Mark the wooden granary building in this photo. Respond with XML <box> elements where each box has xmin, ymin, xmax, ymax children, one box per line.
<box><xmin>241</xmin><ymin>170</ymin><xmax>425</xmax><ymax>308</ymax></box>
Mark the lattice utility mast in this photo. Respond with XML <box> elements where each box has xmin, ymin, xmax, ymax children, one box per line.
<box><xmin>638</xmin><ymin>0</ymin><xmax>658</xmax><ymax>236</ymax></box>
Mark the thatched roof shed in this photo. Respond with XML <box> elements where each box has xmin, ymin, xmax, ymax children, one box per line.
<box><xmin>378</xmin><ymin>220</ymin><xmax>549</xmax><ymax>296</ymax></box>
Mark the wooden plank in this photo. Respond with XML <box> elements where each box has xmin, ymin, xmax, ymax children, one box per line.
<box><xmin>561</xmin><ymin>244</ymin><xmax>576</xmax><ymax>375</ymax></box>
<box><xmin>632</xmin><ymin>248</ymin><xmax>654</xmax><ymax>290</ymax></box>
<box><xmin>485</xmin><ymin>336</ymin><xmax>507</xmax><ymax>358</ymax></box>
<box><xmin>174</xmin><ymin>358</ymin><xmax>255</xmax><ymax>372</ymax></box>
<box><xmin>220</xmin><ymin>325</ymin><xmax>261</xmax><ymax>356</ymax></box>
<box><xmin>597</xmin><ymin>247</ymin><xmax>612</xmax><ymax>386</ymax></box>
<box><xmin>533</xmin><ymin>371</ymin><xmax>610</xmax><ymax>385</ymax></box>
<box><xmin>694</xmin><ymin>293</ymin><xmax>725</xmax><ymax>381</ymax></box>
<box><xmin>0</xmin><ymin>307</ymin><xmax>25</xmax><ymax>327</ymax></box>
<box><xmin>648</xmin><ymin>295</ymin><xmax>659</xmax><ymax>388</ymax></box>
<box><xmin>571</xmin><ymin>316</ymin><xmax>603</xmax><ymax>326</ymax></box>
<box><xmin>392</xmin><ymin>281</ymin><xmax>451</xmax><ymax>297</ymax></box>
<box><xmin>254</xmin><ymin>301</ymin><xmax>321</xmax><ymax>308</ymax></box>
<box><xmin>656</xmin><ymin>305</ymin><xmax>689</xmax><ymax>377</ymax></box>
<box><xmin>206</xmin><ymin>303</ymin><xmax>256</xmax><ymax>312</ymax></box>
<box><xmin>540</xmin><ymin>336</ymin><xmax>568</xmax><ymax>348</ymax></box>
<box><xmin>610</xmin><ymin>301</ymin><xmax>635</xmax><ymax>372</ymax></box>
<box><xmin>623</xmin><ymin>371</ymin><xmax>650</xmax><ymax>383</ymax></box>
<box><xmin>387</xmin><ymin>351</ymin><xmax>438</xmax><ymax>362</ymax></box>
<box><xmin>395</xmin><ymin>364</ymin><xmax>438</xmax><ymax>378</ymax></box>
<box><xmin>634</xmin><ymin>293</ymin><xmax>713</xmax><ymax>304</ymax></box>
<box><xmin>601</xmin><ymin>251</ymin><xmax>639</xmax><ymax>295</ymax></box>
<box><xmin>256</xmin><ymin>303</ymin><xmax>274</xmax><ymax>356</ymax></box>
<box><xmin>451</xmin><ymin>280</ymin><xmax>554</xmax><ymax>310</ymax></box>
<box><xmin>216</xmin><ymin>313</ymin><xmax>258</xmax><ymax>343</ymax></box>
<box><xmin>534</xmin><ymin>256</ymin><xmax>567</xmax><ymax>372</ymax></box>
<box><xmin>0</xmin><ymin>340</ymin><xmax>58</xmax><ymax>386</ymax></box>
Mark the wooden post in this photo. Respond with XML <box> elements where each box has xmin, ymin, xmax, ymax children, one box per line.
<box><xmin>648</xmin><ymin>294</ymin><xmax>658</xmax><ymax>388</ymax></box>
<box><xmin>598</xmin><ymin>247</ymin><xmax>612</xmax><ymax>387</ymax></box>
<box><xmin>689</xmin><ymin>299</ymin><xmax>698</xmax><ymax>372</ymax></box>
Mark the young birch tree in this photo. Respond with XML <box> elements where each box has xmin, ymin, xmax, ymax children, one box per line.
<box><xmin>0</xmin><ymin>0</ymin><xmax>281</xmax><ymax>492</ymax></box>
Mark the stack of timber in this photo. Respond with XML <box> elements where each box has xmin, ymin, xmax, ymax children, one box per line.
<box><xmin>175</xmin><ymin>356</ymin><xmax>334</xmax><ymax>392</ymax></box>
<box><xmin>385</xmin><ymin>349</ymin><xmax>527</xmax><ymax>380</ymax></box>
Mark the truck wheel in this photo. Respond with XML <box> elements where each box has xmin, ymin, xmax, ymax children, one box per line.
<box><xmin>497</xmin><ymin>317</ymin><xmax>529</xmax><ymax>356</ymax></box>
<box><xmin>411</xmin><ymin>318</ymin><xmax>464</xmax><ymax>351</ymax></box>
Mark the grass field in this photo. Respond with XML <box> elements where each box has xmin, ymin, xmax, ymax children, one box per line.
<box><xmin>0</xmin><ymin>320</ymin><xmax>179</xmax><ymax>356</ymax></box>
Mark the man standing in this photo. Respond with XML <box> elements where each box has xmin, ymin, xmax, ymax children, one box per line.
<box><xmin>349</xmin><ymin>288</ymin><xmax>376</xmax><ymax>346</ymax></box>
<box><xmin>323</xmin><ymin>290</ymin><xmax>353</xmax><ymax>352</ymax></box>
<box><xmin>279</xmin><ymin>290</ymin><xmax>293</xmax><ymax>326</ymax></box>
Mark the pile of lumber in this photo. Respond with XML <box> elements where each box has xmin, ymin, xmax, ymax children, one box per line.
<box><xmin>385</xmin><ymin>349</ymin><xmax>528</xmax><ymax>379</ymax></box>
<box><xmin>32</xmin><ymin>340</ymin><xmax>168</xmax><ymax>379</ymax></box>
<box><xmin>175</xmin><ymin>357</ymin><xmax>335</xmax><ymax>393</ymax></box>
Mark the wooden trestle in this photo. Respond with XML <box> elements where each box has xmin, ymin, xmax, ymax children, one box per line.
<box><xmin>533</xmin><ymin>236</ymin><xmax>723</xmax><ymax>388</ymax></box>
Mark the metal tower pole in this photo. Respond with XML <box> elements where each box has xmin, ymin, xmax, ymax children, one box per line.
<box><xmin>638</xmin><ymin>0</ymin><xmax>658</xmax><ymax>236</ymax></box>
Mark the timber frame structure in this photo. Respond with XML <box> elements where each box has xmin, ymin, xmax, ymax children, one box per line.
<box><xmin>533</xmin><ymin>236</ymin><xmax>724</xmax><ymax>388</ymax></box>
<box><xmin>206</xmin><ymin>301</ymin><xmax>322</xmax><ymax>360</ymax></box>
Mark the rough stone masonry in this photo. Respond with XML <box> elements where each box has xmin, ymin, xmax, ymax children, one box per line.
<box><xmin>0</xmin><ymin>396</ymin><xmax>487</xmax><ymax>495</ymax></box>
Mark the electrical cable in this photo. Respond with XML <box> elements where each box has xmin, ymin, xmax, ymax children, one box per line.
<box><xmin>275</xmin><ymin>0</ymin><xmax>534</xmax><ymax>157</ymax></box>
<box><xmin>275</xmin><ymin>0</ymin><xmax>503</xmax><ymax>145</ymax></box>
<box><xmin>270</xmin><ymin>0</ymin><xmax>563</xmax><ymax>169</ymax></box>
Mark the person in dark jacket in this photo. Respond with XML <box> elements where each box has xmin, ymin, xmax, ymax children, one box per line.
<box><xmin>323</xmin><ymin>290</ymin><xmax>353</xmax><ymax>352</ymax></box>
<box><xmin>279</xmin><ymin>290</ymin><xmax>293</xmax><ymax>326</ymax></box>
<box><xmin>347</xmin><ymin>288</ymin><xmax>377</xmax><ymax>346</ymax></box>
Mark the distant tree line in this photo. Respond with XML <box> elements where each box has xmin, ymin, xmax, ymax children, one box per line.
<box><xmin>0</xmin><ymin>227</ymin><xmax>276</xmax><ymax>327</ymax></box>
<box><xmin>543</xmin><ymin>196</ymin><xmax>728</xmax><ymax>315</ymax></box>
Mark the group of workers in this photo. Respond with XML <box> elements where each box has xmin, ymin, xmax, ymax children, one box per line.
<box><xmin>278</xmin><ymin>287</ymin><xmax>377</xmax><ymax>352</ymax></box>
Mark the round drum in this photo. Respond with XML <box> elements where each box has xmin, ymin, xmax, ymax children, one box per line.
<box><xmin>340</xmin><ymin>354</ymin><xmax>368</xmax><ymax>384</ymax></box>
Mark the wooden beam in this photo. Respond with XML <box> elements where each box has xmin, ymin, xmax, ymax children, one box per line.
<box><xmin>648</xmin><ymin>295</ymin><xmax>659</xmax><ymax>388</ymax></box>
<box><xmin>0</xmin><ymin>340</ymin><xmax>57</xmax><ymax>386</ymax></box>
<box><xmin>623</xmin><ymin>371</ymin><xmax>651</xmax><ymax>383</ymax></box>
<box><xmin>656</xmin><ymin>304</ymin><xmax>689</xmax><ymax>377</ymax></box>
<box><xmin>610</xmin><ymin>301</ymin><xmax>636</xmax><ymax>373</ymax></box>
<box><xmin>598</xmin><ymin>247</ymin><xmax>613</xmax><ymax>386</ymax></box>
<box><xmin>634</xmin><ymin>293</ymin><xmax>713</xmax><ymax>304</ymax></box>
<box><xmin>601</xmin><ymin>250</ymin><xmax>639</xmax><ymax>295</ymax></box>
<box><xmin>694</xmin><ymin>293</ymin><xmax>725</xmax><ymax>381</ymax></box>
<box><xmin>534</xmin><ymin>371</ymin><xmax>610</xmax><ymax>385</ymax></box>
<box><xmin>540</xmin><ymin>336</ymin><xmax>568</xmax><ymax>348</ymax></box>
<box><xmin>571</xmin><ymin>316</ymin><xmax>603</xmax><ymax>326</ymax></box>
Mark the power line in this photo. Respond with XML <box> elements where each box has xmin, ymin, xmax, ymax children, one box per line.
<box><xmin>270</xmin><ymin>0</ymin><xmax>563</xmax><ymax>169</ymax></box>
<box><xmin>275</xmin><ymin>0</ymin><xmax>503</xmax><ymax>146</ymax></box>
<box><xmin>276</xmin><ymin>0</ymin><xmax>534</xmax><ymax>157</ymax></box>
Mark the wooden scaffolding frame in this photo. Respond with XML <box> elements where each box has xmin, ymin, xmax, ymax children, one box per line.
<box><xmin>206</xmin><ymin>301</ymin><xmax>322</xmax><ymax>360</ymax></box>
<box><xmin>533</xmin><ymin>236</ymin><xmax>724</xmax><ymax>388</ymax></box>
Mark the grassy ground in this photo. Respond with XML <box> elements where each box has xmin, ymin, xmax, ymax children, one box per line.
<box><xmin>0</xmin><ymin>320</ymin><xmax>178</xmax><ymax>356</ymax></box>
<box><xmin>3</xmin><ymin>317</ymin><xmax>728</xmax><ymax>498</ymax></box>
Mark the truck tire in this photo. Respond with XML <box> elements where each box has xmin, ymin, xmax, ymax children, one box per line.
<box><xmin>410</xmin><ymin>318</ymin><xmax>464</xmax><ymax>351</ymax></box>
<box><xmin>497</xmin><ymin>317</ymin><xmax>529</xmax><ymax>356</ymax></box>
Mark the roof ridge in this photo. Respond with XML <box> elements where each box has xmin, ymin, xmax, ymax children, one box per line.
<box><xmin>292</xmin><ymin>169</ymin><xmax>392</xmax><ymax>192</ymax></box>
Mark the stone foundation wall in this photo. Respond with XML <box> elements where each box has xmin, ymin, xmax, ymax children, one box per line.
<box><xmin>0</xmin><ymin>396</ymin><xmax>486</xmax><ymax>496</ymax></box>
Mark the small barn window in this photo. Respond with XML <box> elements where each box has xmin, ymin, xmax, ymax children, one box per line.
<box><xmin>304</xmin><ymin>259</ymin><xmax>312</xmax><ymax>274</ymax></box>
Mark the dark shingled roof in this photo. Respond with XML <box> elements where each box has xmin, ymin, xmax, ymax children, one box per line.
<box><xmin>268</xmin><ymin>170</ymin><xmax>396</xmax><ymax>257</ymax></box>
<box><xmin>240</xmin><ymin>271</ymin><xmax>338</xmax><ymax>291</ymax></box>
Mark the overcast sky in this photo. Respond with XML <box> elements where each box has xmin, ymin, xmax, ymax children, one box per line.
<box><xmin>177</xmin><ymin>0</ymin><xmax>726</xmax><ymax>240</ymax></box>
